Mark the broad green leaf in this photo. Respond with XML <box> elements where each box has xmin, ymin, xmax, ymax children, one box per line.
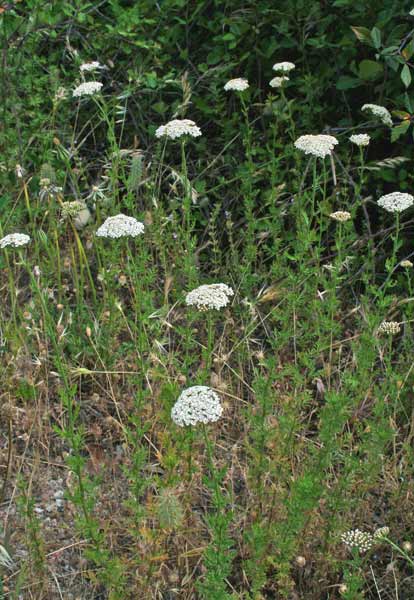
<box><xmin>391</xmin><ymin>120</ymin><xmax>410</xmax><ymax>142</ymax></box>
<box><xmin>401</xmin><ymin>64</ymin><xmax>412</xmax><ymax>88</ymax></box>
<box><xmin>336</xmin><ymin>76</ymin><xmax>362</xmax><ymax>90</ymax></box>
<box><xmin>371</xmin><ymin>27</ymin><xmax>381</xmax><ymax>49</ymax></box>
<box><xmin>358</xmin><ymin>59</ymin><xmax>383</xmax><ymax>80</ymax></box>
<box><xmin>351</xmin><ymin>26</ymin><xmax>373</xmax><ymax>45</ymax></box>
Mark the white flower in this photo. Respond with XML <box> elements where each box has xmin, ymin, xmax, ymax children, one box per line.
<box><xmin>410</xmin><ymin>8</ymin><xmax>414</xmax><ymax>16</ymax></box>
<box><xmin>155</xmin><ymin>119</ymin><xmax>202</xmax><ymax>140</ymax></box>
<box><xmin>373</xmin><ymin>526</ymin><xmax>390</xmax><ymax>540</ymax></box>
<box><xmin>361</xmin><ymin>104</ymin><xmax>393</xmax><ymax>127</ymax></box>
<box><xmin>349</xmin><ymin>134</ymin><xmax>370</xmax><ymax>146</ymax></box>
<box><xmin>341</xmin><ymin>529</ymin><xmax>374</xmax><ymax>553</ymax></box>
<box><xmin>294</xmin><ymin>134</ymin><xmax>339</xmax><ymax>158</ymax></box>
<box><xmin>377</xmin><ymin>321</ymin><xmax>401</xmax><ymax>335</ymax></box>
<box><xmin>0</xmin><ymin>233</ymin><xmax>31</xmax><ymax>248</ymax></box>
<box><xmin>96</xmin><ymin>214</ymin><xmax>145</xmax><ymax>238</ymax></box>
<box><xmin>224</xmin><ymin>78</ymin><xmax>249</xmax><ymax>92</ymax></box>
<box><xmin>185</xmin><ymin>283</ymin><xmax>234</xmax><ymax>311</ymax></box>
<box><xmin>171</xmin><ymin>386</ymin><xmax>223</xmax><ymax>426</ymax></box>
<box><xmin>272</xmin><ymin>61</ymin><xmax>295</xmax><ymax>72</ymax></box>
<box><xmin>330</xmin><ymin>211</ymin><xmax>352</xmax><ymax>222</ymax></box>
<box><xmin>80</xmin><ymin>61</ymin><xmax>102</xmax><ymax>72</ymax></box>
<box><xmin>377</xmin><ymin>192</ymin><xmax>414</xmax><ymax>213</ymax></box>
<box><xmin>61</xmin><ymin>200</ymin><xmax>87</xmax><ymax>219</ymax></box>
<box><xmin>73</xmin><ymin>81</ymin><xmax>103</xmax><ymax>98</ymax></box>
<box><xmin>269</xmin><ymin>76</ymin><xmax>289</xmax><ymax>88</ymax></box>
<box><xmin>401</xmin><ymin>259</ymin><xmax>413</xmax><ymax>268</ymax></box>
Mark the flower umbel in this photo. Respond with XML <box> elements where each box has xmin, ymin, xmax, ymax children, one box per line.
<box><xmin>373</xmin><ymin>526</ymin><xmax>390</xmax><ymax>540</ymax></box>
<box><xmin>185</xmin><ymin>283</ymin><xmax>234</xmax><ymax>311</ymax></box>
<box><xmin>171</xmin><ymin>386</ymin><xmax>223</xmax><ymax>426</ymax></box>
<box><xmin>341</xmin><ymin>529</ymin><xmax>374</xmax><ymax>553</ymax></box>
<box><xmin>272</xmin><ymin>61</ymin><xmax>295</xmax><ymax>72</ymax></box>
<box><xmin>349</xmin><ymin>134</ymin><xmax>370</xmax><ymax>146</ymax></box>
<box><xmin>0</xmin><ymin>233</ymin><xmax>31</xmax><ymax>248</ymax></box>
<box><xmin>377</xmin><ymin>192</ymin><xmax>414</xmax><ymax>213</ymax></box>
<box><xmin>362</xmin><ymin>104</ymin><xmax>393</xmax><ymax>127</ymax></box>
<box><xmin>155</xmin><ymin>119</ymin><xmax>201</xmax><ymax>140</ymax></box>
<box><xmin>96</xmin><ymin>214</ymin><xmax>145</xmax><ymax>238</ymax></box>
<box><xmin>294</xmin><ymin>134</ymin><xmax>338</xmax><ymax>158</ymax></box>
<box><xmin>401</xmin><ymin>259</ymin><xmax>413</xmax><ymax>268</ymax></box>
<box><xmin>330</xmin><ymin>211</ymin><xmax>352</xmax><ymax>222</ymax></box>
<box><xmin>224</xmin><ymin>78</ymin><xmax>249</xmax><ymax>91</ymax></box>
<box><xmin>270</xmin><ymin>76</ymin><xmax>289</xmax><ymax>88</ymax></box>
<box><xmin>378</xmin><ymin>321</ymin><xmax>401</xmax><ymax>335</ymax></box>
<box><xmin>80</xmin><ymin>61</ymin><xmax>102</xmax><ymax>72</ymax></box>
<box><xmin>73</xmin><ymin>81</ymin><xmax>103</xmax><ymax>97</ymax></box>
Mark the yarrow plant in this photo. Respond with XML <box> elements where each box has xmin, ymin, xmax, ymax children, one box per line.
<box><xmin>294</xmin><ymin>134</ymin><xmax>338</xmax><ymax>158</ymax></box>
<box><xmin>349</xmin><ymin>134</ymin><xmax>370</xmax><ymax>147</ymax></box>
<box><xmin>361</xmin><ymin>104</ymin><xmax>393</xmax><ymax>127</ymax></box>
<box><xmin>61</xmin><ymin>201</ymin><xmax>88</xmax><ymax>219</ymax></box>
<box><xmin>401</xmin><ymin>259</ymin><xmax>413</xmax><ymax>268</ymax></box>
<box><xmin>272</xmin><ymin>61</ymin><xmax>295</xmax><ymax>72</ymax></box>
<box><xmin>224</xmin><ymin>78</ymin><xmax>249</xmax><ymax>92</ymax></box>
<box><xmin>377</xmin><ymin>321</ymin><xmax>401</xmax><ymax>335</ymax></box>
<box><xmin>185</xmin><ymin>283</ymin><xmax>234</xmax><ymax>311</ymax></box>
<box><xmin>377</xmin><ymin>192</ymin><xmax>414</xmax><ymax>213</ymax></box>
<box><xmin>73</xmin><ymin>81</ymin><xmax>103</xmax><ymax>97</ymax></box>
<box><xmin>269</xmin><ymin>76</ymin><xmax>289</xmax><ymax>88</ymax></box>
<box><xmin>0</xmin><ymin>233</ymin><xmax>31</xmax><ymax>248</ymax></box>
<box><xmin>341</xmin><ymin>529</ymin><xmax>374</xmax><ymax>553</ymax></box>
<box><xmin>80</xmin><ymin>61</ymin><xmax>102</xmax><ymax>72</ymax></box>
<box><xmin>330</xmin><ymin>211</ymin><xmax>352</xmax><ymax>222</ymax></box>
<box><xmin>96</xmin><ymin>214</ymin><xmax>145</xmax><ymax>239</ymax></box>
<box><xmin>155</xmin><ymin>119</ymin><xmax>202</xmax><ymax>140</ymax></box>
<box><xmin>171</xmin><ymin>386</ymin><xmax>223</xmax><ymax>426</ymax></box>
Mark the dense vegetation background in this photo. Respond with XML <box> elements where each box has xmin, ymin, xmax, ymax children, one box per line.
<box><xmin>1</xmin><ymin>1</ymin><xmax>414</xmax><ymax>599</ymax></box>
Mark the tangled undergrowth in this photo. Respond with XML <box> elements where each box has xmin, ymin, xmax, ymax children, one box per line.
<box><xmin>1</xmin><ymin>2</ymin><xmax>414</xmax><ymax>599</ymax></box>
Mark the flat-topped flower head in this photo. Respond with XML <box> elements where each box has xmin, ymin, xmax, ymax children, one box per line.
<box><xmin>0</xmin><ymin>233</ymin><xmax>31</xmax><ymax>248</ymax></box>
<box><xmin>377</xmin><ymin>192</ymin><xmax>414</xmax><ymax>213</ymax></box>
<box><xmin>96</xmin><ymin>214</ymin><xmax>145</xmax><ymax>238</ymax></box>
<box><xmin>171</xmin><ymin>386</ymin><xmax>223</xmax><ymax>426</ymax></box>
<box><xmin>349</xmin><ymin>134</ymin><xmax>370</xmax><ymax>147</ymax></box>
<box><xmin>80</xmin><ymin>61</ymin><xmax>102</xmax><ymax>72</ymax></box>
<box><xmin>155</xmin><ymin>119</ymin><xmax>201</xmax><ymax>140</ymax></box>
<box><xmin>272</xmin><ymin>61</ymin><xmax>295</xmax><ymax>72</ymax></box>
<box><xmin>330</xmin><ymin>211</ymin><xmax>352</xmax><ymax>222</ymax></box>
<box><xmin>362</xmin><ymin>104</ymin><xmax>393</xmax><ymax>127</ymax></box>
<box><xmin>378</xmin><ymin>321</ymin><xmax>401</xmax><ymax>335</ymax></box>
<box><xmin>61</xmin><ymin>200</ymin><xmax>87</xmax><ymax>219</ymax></box>
<box><xmin>294</xmin><ymin>134</ymin><xmax>338</xmax><ymax>158</ymax></box>
<box><xmin>224</xmin><ymin>78</ymin><xmax>249</xmax><ymax>92</ymax></box>
<box><xmin>270</xmin><ymin>76</ymin><xmax>289</xmax><ymax>88</ymax></box>
<box><xmin>401</xmin><ymin>259</ymin><xmax>413</xmax><ymax>268</ymax></box>
<box><xmin>185</xmin><ymin>283</ymin><xmax>234</xmax><ymax>311</ymax></box>
<box><xmin>73</xmin><ymin>81</ymin><xmax>103</xmax><ymax>98</ymax></box>
<box><xmin>341</xmin><ymin>529</ymin><xmax>374</xmax><ymax>553</ymax></box>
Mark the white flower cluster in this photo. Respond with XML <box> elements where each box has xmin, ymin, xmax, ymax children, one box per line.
<box><xmin>270</xmin><ymin>76</ymin><xmax>289</xmax><ymax>88</ymax></box>
<box><xmin>401</xmin><ymin>259</ymin><xmax>413</xmax><ymax>268</ymax></box>
<box><xmin>171</xmin><ymin>386</ymin><xmax>223</xmax><ymax>426</ymax></box>
<box><xmin>294</xmin><ymin>134</ymin><xmax>339</xmax><ymax>158</ymax></box>
<box><xmin>80</xmin><ymin>61</ymin><xmax>102</xmax><ymax>72</ymax></box>
<box><xmin>341</xmin><ymin>529</ymin><xmax>374</xmax><ymax>553</ymax></box>
<box><xmin>185</xmin><ymin>283</ymin><xmax>234</xmax><ymax>311</ymax></box>
<box><xmin>377</xmin><ymin>192</ymin><xmax>414</xmax><ymax>213</ymax></box>
<box><xmin>0</xmin><ymin>233</ymin><xmax>31</xmax><ymax>248</ymax></box>
<box><xmin>61</xmin><ymin>200</ymin><xmax>87</xmax><ymax>218</ymax></box>
<box><xmin>349</xmin><ymin>134</ymin><xmax>370</xmax><ymax>147</ymax></box>
<box><xmin>272</xmin><ymin>61</ymin><xmax>295</xmax><ymax>72</ymax></box>
<box><xmin>373</xmin><ymin>526</ymin><xmax>390</xmax><ymax>540</ymax></box>
<box><xmin>96</xmin><ymin>214</ymin><xmax>145</xmax><ymax>238</ymax></box>
<box><xmin>362</xmin><ymin>104</ymin><xmax>393</xmax><ymax>127</ymax></box>
<box><xmin>378</xmin><ymin>321</ymin><xmax>401</xmax><ymax>335</ymax></box>
<box><xmin>224</xmin><ymin>78</ymin><xmax>249</xmax><ymax>91</ymax></box>
<box><xmin>330</xmin><ymin>211</ymin><xmax>352</xmax><ymax>222</ymax></box>
<box><xmin>155</xmin><ymin>119</ymin><xmax>202</xmax><ymax>140</ymax></box>
<box><xmin>73</xmin><ymin>81</ymin><xmax>103</xmax><ymax>98</ymax></box>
